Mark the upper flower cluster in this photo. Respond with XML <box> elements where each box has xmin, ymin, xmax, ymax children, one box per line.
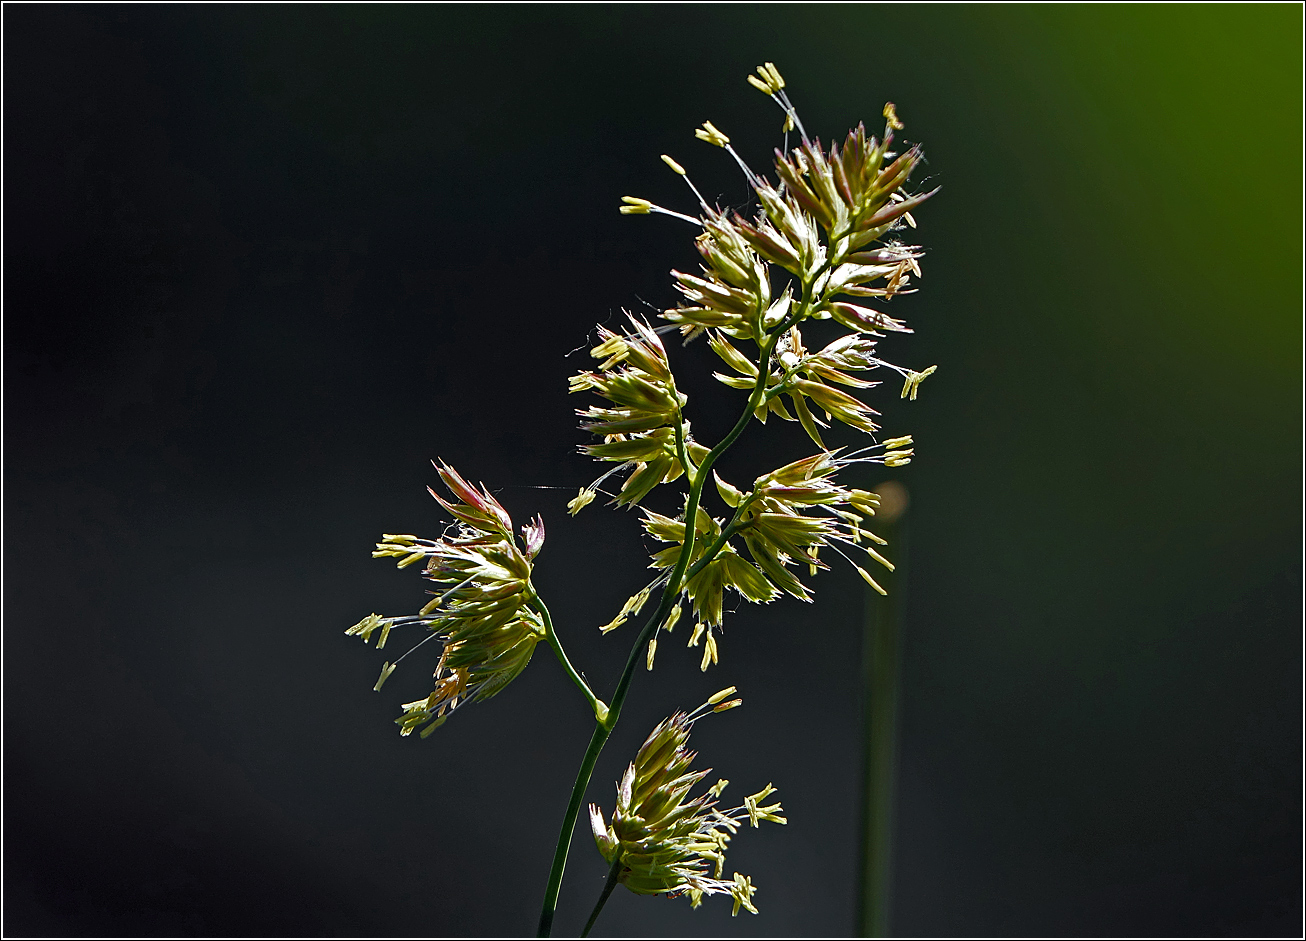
<box><xmin>580</xmin><ymin>63</ymin><xmax>937</xmax><ymax>673</ymax></box>
<box><xmin>348</xmin><ymin>462</ymin><xmax>546</xmax><ymax>737</ymax></box>
<box><xmin>657</xmin><ymin>96</ymin><xmax>938</xmax><ymax>343</ymax></box>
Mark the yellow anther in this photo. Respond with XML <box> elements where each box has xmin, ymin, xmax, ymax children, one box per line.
<box><xmin>855</xmin><ymin>565</ymin><xmax>888</xmax><ymax>596</ymax></box>
<box><xmin>900</xmin><ymin>365</ymin><xmax>937</xmax><ymax>400</ymax></box>
<box><xmin>373</xmin><ymin>661</ymin><xmax>397</xmax><ymax>692</ymax></box>
<box><xmin>567</xmin><ymin>487</ymin><xmax>597</xmax><ymax>516</ymax></box>
<box><xmin>660</xmin><ymin>154</ymin><xmax>686</xmax><ymax>175</ymax></box>
<box><xmin>694</xmin><ymin>120</ymin><xmax>730</xmax><ymax>147</ymax></box>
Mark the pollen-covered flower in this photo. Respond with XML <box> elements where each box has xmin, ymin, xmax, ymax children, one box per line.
<box><xmin>622</xmin><ymin>444</ymin><xmax>909</xmax><ymax>673</ymax></box>
<box><xmin>588</xmin><ymin>690</ymin><xmax>784</xmax><ymax>914</ymax></box>
<box><xmin>664</xmin><ymin>210</ymin><xmax>775</xmax><ymax>343</ymax></box>
<box><xmin>632</xmin><ymin>77</ymin><xmax>938</xmax><ymax>427</ymax></box>
<box><xmin>642</xmin><ymin>503</ymin><xmax>776</xmax><ymax>632</ymax></box>
<box><xmin>735</xmin><ymin>449</ymin><xmax>904</xmax><ymax>599</ymax></box>
<box><xmin>569</xmin><ymin>315</ymin><xmax>709</xmax><ymax>507</ymax></box>
<box><xmin>346</xmin><ymin>462</ymin><xmax>546</xmax><ymax>737</ymax></box>
<box><xmin>661</xmin><ymin>106</ymin><xmax>937</xmax><ymax>340</ymax></box>
<box><xmin>770</xmin><ymin>115</ymin><xmax>940</xmax><ymax>251</ymax></box>
<box><xmin>710</xmin><ymin>323</ymin><xmax>928</xmax><ymax>450</ymax></box>
<box><xmin>628</xmin><ymin>443</ymin><xmax>909</xmax><ymax>669</ymax></box>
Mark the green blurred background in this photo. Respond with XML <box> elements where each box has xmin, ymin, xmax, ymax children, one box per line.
<box><xmin>5</xmin><ymin>4</ymin><xmax>1300</xmax><ymax>936</ymax></box>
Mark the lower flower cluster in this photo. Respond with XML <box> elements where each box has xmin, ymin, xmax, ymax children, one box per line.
<box><xmin>589</xmin><ymin>691</ymin><xmax>785</xmax><ymax>915</ymax></box>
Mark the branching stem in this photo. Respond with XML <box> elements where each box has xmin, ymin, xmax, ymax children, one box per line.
<box><xmin>582</xmin><ymin>856</ymin><xmax>625</xmax><ymax>937</ymax></box>
<box><xmin>536</xmin><ymin>272</ymin><xmax>826</xmax><ymax>936</ymax></box>
<box><xmin>531</xmin><ymin>594</ymin><xmax>604</xmax><ymax>721</ymax></box>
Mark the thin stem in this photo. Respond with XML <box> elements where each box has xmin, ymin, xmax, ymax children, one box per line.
<box><xmin>534</xmin><ymin>583</ymin><xmax>682</xmax><ymax>937</ymax></box>
<box><xmin>582</xmin><ymin>856</ymin><xmax>625</xmax><ymax>937</ymax></box>
<box><xmin>537</xmin><ymin>722</ymin><xmax>610</xmax><ymax>937</ymax></box>
<box><xmin>530</xmin><ymin>594</ymin><xmax>604</xmax><ymax>721</ymax></box>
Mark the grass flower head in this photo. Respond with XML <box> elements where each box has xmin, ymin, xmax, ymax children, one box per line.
<box><xmin>347</xmin><ymin>461</ymin><xmax>546</xmax><ymax>737</ymax></box>
<box><xmin>588</xmin><ymin>690</ymin><xmax>785</xmax><ymax>914</ymax></box>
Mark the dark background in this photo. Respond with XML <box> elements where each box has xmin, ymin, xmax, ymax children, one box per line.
<box><xmin>4</xmin><ymin>5</ymin><xmax>1301</xmax><ymax>937</ymax></box>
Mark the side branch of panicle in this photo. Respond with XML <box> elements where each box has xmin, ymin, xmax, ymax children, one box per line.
<box><xmin>568</xmin><ymin>315</ymin><xmax>709</xmax><ymax>508</ymax></box>
<box><xmin>347</xmin><ymin>463</ymin><xmax>548</xmax><ymax>738</ymax></box>
<box><xmin>589</xmin><ymin>694</ymin><xmax>783</xmax><ymax>915</ymax></box>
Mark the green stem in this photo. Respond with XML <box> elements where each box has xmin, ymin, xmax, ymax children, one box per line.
<box><xmin>683</xmin><ymin>494</ymin><xmax>758</xmax><ymax>583</ymax></box>
<box><xmin>537</xmin><ymin>721</ymin><xmax>610</xmax><ymax>937</ymax></box>
<box><xmin>531</xmin><ymin>594</ymin><xmax>605</xmax><ymax>722</ymax></box>
<box><xmin>582</xmin><ymin>856</ymin><xmax>625</xmax><ymax>937</ymax></box>
<box><xmin>533</xmin><ymin>532</ymin><xmax>696</xmax><ymax>936</ymax></box>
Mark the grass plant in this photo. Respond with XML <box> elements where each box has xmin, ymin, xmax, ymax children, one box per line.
<box><xmin>345</xmin><ymin>63</ymin><xmax>938</xmax><ymax>936</ymax></box>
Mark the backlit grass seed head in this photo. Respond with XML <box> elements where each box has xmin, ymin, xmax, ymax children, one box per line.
<box><xmin>570</xmin><ymin>315</ymin><xmax>711</xmax><ymax>508</ymax></box>
<box><xmin>588</xmin><ymin>694</ymin><xmax>784</xmax><ymax>914</ymax></box>
<box><xmin>631</xmin><ymin>441</ymin><xmax>915</xmax><ymax>665</ymax></box>
<box><xmin>642</xmin><ymin>503</ymin><xmax>776</xmax><ymax>636</ymax></box>
<box><xmin>766</xmin><ymin>106</ymin><xmax>937</xmax><ymax>253</ymax></box>
<box><xmin>624</xmin><ymin>78</ymin><xmax>938</xmax><ymax>460</ymax></box>
<box><xmin>628</xmin><ymin>447</ymin><xmax>909</xmax><ymax>635</ymax></box>
<box><xmin>348</xmin><ymin>462</ymin><xmax>547</xmax><ymax>737</ymax></box>
<box><xmin>340</xmin><ymin>64</ymin><xmax>940</xmax><ymax>934</ymax></box>
<box><xmin>649</xmin><ymin>77</ymin><xmax>938</xmax><ymax>358</ymax></box>
<box><xmin>732</xmin><ymin>449</ymin><xmax>909</xmax><ymax>599</ymax></box>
